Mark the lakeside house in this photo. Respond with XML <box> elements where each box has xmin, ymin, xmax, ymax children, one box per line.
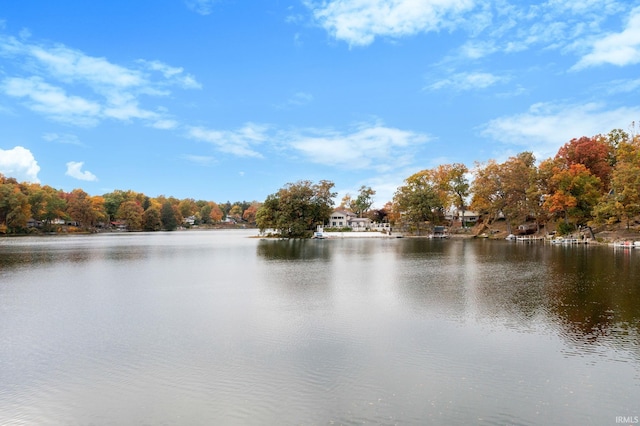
<box><xmin>330</xmin><ymin>210</ymin><xmax>372</xmax><ymax>231</ymax></box>
<box><xmin>329</xmin><ymin>210</ymin><xmax>390</xmax><ymax>232</ymax></box>
<box><xmin>444</xmin><ymin>208</ymin><xmax>480</xmax><ymax>225</ymax></box>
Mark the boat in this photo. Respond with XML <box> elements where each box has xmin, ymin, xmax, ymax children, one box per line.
<box><xmin>429</xmin><ymin>226</ymin><xmax>449</xmax><ymax>239</ymax></box>
<box><xmin>313</xmin><ymin>226</ymin><xmax>325</xmax><ymax>239</ymax></box>
<box><xmin>505</xmin><ymin>234</ymin><xmax>516</xmax><ymax>241</ymax></box>
<box><xmin>550</xmin><ymin>237</ymin><xmax>582</xmax><ymax>245</ymax></box>
<box><xmin>613</xmin><ymin>240</ymin><xmax>637</xmax><ymax>249</ymax></box>
<box><xmin>516</xmin><ymin>236</ymin><xmax>543</xmax><ymax>243</ymax></box>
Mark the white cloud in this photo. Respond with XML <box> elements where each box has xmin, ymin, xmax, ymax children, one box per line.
<box><xmin>185</xmin><ymin>0</ymin><xmax>217</xmax><ymax>15</ymax></box>
<box><xmin>425</xmin><ymin>71</ymin><xmax>507</xmax><ymax>91</ymax></box>
<box><xmin>42</xmin><ymin>132</ymin><xmax>83</xmax><ymax>146</ymax></box>
<box><xmin>65</xmin><ymin>161</ymin><xmax>98</xmax><ymax>181</ymax></box>
<box><xmin>480</xmin><ymin>102</ymin><xmax>640</xmax><ymax>160</ymax></box>
<box><xmin>27</xmin><ymin>43</ymin><xmax>144</xmax><ymax>88</ymax></box>
<box><xmin>187</xmin><ymin>123</ymin><xmax>268</xmax><ymax>158</ymax></box>
<box><xmin>574</xmin><ymin>7</ymin><xmax>640</xmax><ymax>69</ymax></box>
<box><xmin>285</xmin><ymin>122</ymin><xmax>430</xmax><ymax>172</ymax></box>
<box><xmin>0</xmin><ymin>146</ymin><xmax>40</xmax><ymax>182</ymax></box>
<box><xmin>0</xmin><ymin>34</ymin><xmax>199</xmax><ymax>127</ymax></box>
<box><xmin>151</xmin><ymin>119</ymin><xmax>179</xmax><ymax>130</ymax></box>
<box><xmin>1</xmin><ymin>77</ymin><xmax>101</xmax><ymax>126</ymax></box>
<box><xmin>138</xmin><ymin>60</ymin><xmax>202</xmax><ymax>89</ymax></box>
<box><xmin>306</xmin><ymin>0</ymin><xmax>476</xmax><ymax>46</ymax></box>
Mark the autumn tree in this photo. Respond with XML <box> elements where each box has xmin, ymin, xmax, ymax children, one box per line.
<box><xmin>0</xmin><ymin>182</ymin><xmax>30</xmax><ymax>233</ymax></box>
<box><xmin>470</xmin><ymin>160</ymin><xmax>506</xmax><ymax>227</ymax></box>
<box><xmin>431</xmin><ymin>163</ymin><xmax>470</xmax><ymax>226</ymax></box>
<box><xmin>556</xmin><ymin>136</ymin><xmax>613</xmax><ymax>190</ymax></box>
<box><xmin>117</xmin><ymin>200</ymin><xmax>144</xmax><ymax>231</ymax></box>
<box><xmin>178</xmin><ymin>198</ymin><xmax>197</xmax><ymax>219</ymax></box>
<box><xmin>470</xmin><ymin>154</ymin><xmax>538</xmax><ymax>233</ymax></box>
<box><xmin>228</xmin><ymin>204</ymin><xmax>243</xmax><ymax>222</ymax></box>
<box><xmin>199</xmin><ymin>201</ymin><xmax>223</xmax><ymax>224</ymax></box>
<box><xmin>393</xmin><ymin>170</ymin><xmax>446</xmax><ymax>235</ymax></box>
<box><xmin>543</xmin><ymin>163</ymin><xmax>601</xmax><ymax>229</ymax></box>
<box><xmin>594</xmin><ymin>136</ymin><xmax>640</xmax><ymax>228</ymax></box>
<box><xmin>256</xmin><ymin>180</ymin><xmax>336</xmax><ymax>238</ymax></box>
<box><xmin>502</xmin><ymin>152</ymin><xmax>538</xmax><ymax>228</ymax></box>
<box><xmin>66</xmin><ymin>189</ymin><xmax>102</xmax><ymax>230</ymax></box>
<box><xmin>242</xmin><ymin>202</ymin><xmax>261</xmax><ymax>224</ymax></box>
<box><xmin>339</xmin><ymin>194</ymin><xmax>353</xmax><ymax>211</ymax></box>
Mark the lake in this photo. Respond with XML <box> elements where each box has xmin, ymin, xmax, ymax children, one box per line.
<box><xmin>1</xmin><ymin>230</ymin><xmax>639</xmax><ymax>425</ymax></box>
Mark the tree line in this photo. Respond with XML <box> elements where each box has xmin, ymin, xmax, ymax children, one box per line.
<box><xmin>0</xmin><ymin>177</ymin><xmax>260</xmax><ymax>234</ymax></box>
<box><xmin>4</xmin><ymin>126</ymin><xmax>639</xmax><ymax>237</ymax></box>
<box><xmin>256</xmin><ymin>126</ymin><xmax>640</xmax><ymax>237</ymax></box>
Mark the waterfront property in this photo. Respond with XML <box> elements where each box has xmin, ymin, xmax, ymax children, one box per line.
<box><xmin>328</xmin><ymin>210</ymin><xmax>391</xmax><ymax>232</ymax></box>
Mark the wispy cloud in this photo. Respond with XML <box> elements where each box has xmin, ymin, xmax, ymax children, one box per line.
<box><xmin>43</xmin><ymin>132</ymin><xmax>83</xmax><ymax>146</ymax></box>
<box><xmin>2</xmin><ymin>76</ymin><xmax>101</xmax><ymax>126</ymax></box>
<box><xmin>284</xmin><ymin>121</ymin><xmax>431</xmax><ymax>172</ymax></box>
<box><xmin>65</xmin><ymin>161</ymin><xmax>98</xmax><ymax>181</ymax></box>
<box><xmin>181</xmin><ymin>154</ymin><xmax>216</xmax><ymax>166</ymax></box>
<box><xmin>187</xmin><ymin>123</ymin><xmax>268</xmax><ymax>158</ymax></box>
<box><xmin>305</xmin><ymin>0</ymin><xmax>632</xmax><ymax>77</ymax></box>
<box><xmin>185</xmin><ymin>0</ymin><xmax>218</xmax><ymax>15</ymax></box>
<box><xmin>480</xmin><ymin>102</ymin><xmax>640</xmax><ymax>160</ymax></box>
<box><xmin>138</xmin><ymin>60</ymin><xmax>202</xmax><ymax>89</ymax></box>
<box><xmin>305</xmin><ymin>0</ymin><xmax>476</xmax><ymax>47</ymax></box>
<box><xmin>274</xmin><ymin>91</ymin><xmax>314</xmax><ymax>109</ymax></box>
<box><xmin>0</xmin><ymin>34</ymin><xmax>200</xmax><ymax>128</ymax></box>
<box><xmin>0</xmin><ymin>146</ymin><xmax>40</xmax><ymax>182</ymax></box>
<box><xmin>573</xmin><ymin>6</ymin><xmax>640</xmax><ymax>69</ymax></box>
<box><xmin>425</xmin><ymin>71</ymin><xmax>507</xmax><ymax>92</ymax></box>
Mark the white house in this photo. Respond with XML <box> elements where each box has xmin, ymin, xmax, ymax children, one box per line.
<box><xmin>330</xmin><ymin>210</ymin><xmax>353</xmax><ymax>227</ymax></box>
<box><xmin>445</xmin><ymin>208</ymin><xmax>480</xmax><ymax>224</ymax></box>
<box><xmin>329</xmin><ymin>210</ymin><xmax>372</xmax><ymax>231</ymax></box>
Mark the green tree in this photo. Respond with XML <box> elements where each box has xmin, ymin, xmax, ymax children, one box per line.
<box><xmin>352</xmin><ymin>185</ymin><xmax>376</xmax><ymax>218</ymax></box>
<box><xmin>143</xmin><ymin>205</ymin><xmax>162</xmax><ymax>231</ymax></box>
<box><xmin>161</xmin><ymin>201</ymin><xmax>178</xmax><ymax>231</ymax></box>
<box><xmin>42</xmin><ymin>187</ymin><xmax>67</xmax><ymax>229</ymax></box>
<box><xmin>256</xmin><ymin>180</ymin><xmax>336</xmax><ymax>238</ymax></box>
<box><xmin>393</xmin><ymin>170</ymin><xmax>445</xmax><ymax>235</ymax></box>
<box><xmin>229</xmin><ymin>204</ymin><xmax>243</xmax><ymax>222</ymax></box>
<box><xmin>103</xmin><ymin>190</ymin><xmax>126</xmax><ymax>222</ymax></box>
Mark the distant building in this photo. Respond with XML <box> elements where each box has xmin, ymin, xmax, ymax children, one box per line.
<box><xmin>445</xmin><ymin>208</ymin><xmax>480</xmax><ymax>224</ymax></box>
<box><xmin>329</xmin><ymin>210</ymin><xmax>372</xmax><ymax>231</ymax></box>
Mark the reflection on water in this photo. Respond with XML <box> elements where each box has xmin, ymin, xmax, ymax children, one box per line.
<box><xmin>1</xmin><ymin>231</ymin><xmax>639</xmax><ymax>425</ymax></box>
<box><xmin>257</xmin><ymin>238</ymin><xmax>332</xmax><ymax>261</ymax></box>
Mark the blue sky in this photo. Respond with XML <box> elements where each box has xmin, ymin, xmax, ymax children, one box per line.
<box><xmin>2</xmin><ymin>0</ymin><xmax>640</xmax><ymax>206</ymax></box>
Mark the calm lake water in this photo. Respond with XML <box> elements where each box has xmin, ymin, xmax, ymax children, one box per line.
<box><xmin>1</xmin><ymin>230</ymin><xmax>639</xmax><ymax>425</ymax></box>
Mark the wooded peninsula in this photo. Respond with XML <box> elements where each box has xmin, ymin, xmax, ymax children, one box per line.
<box><xmin>2</xmin><ymin>126</ymin><xmax>640</xmax><ymax>239</ymax></box>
